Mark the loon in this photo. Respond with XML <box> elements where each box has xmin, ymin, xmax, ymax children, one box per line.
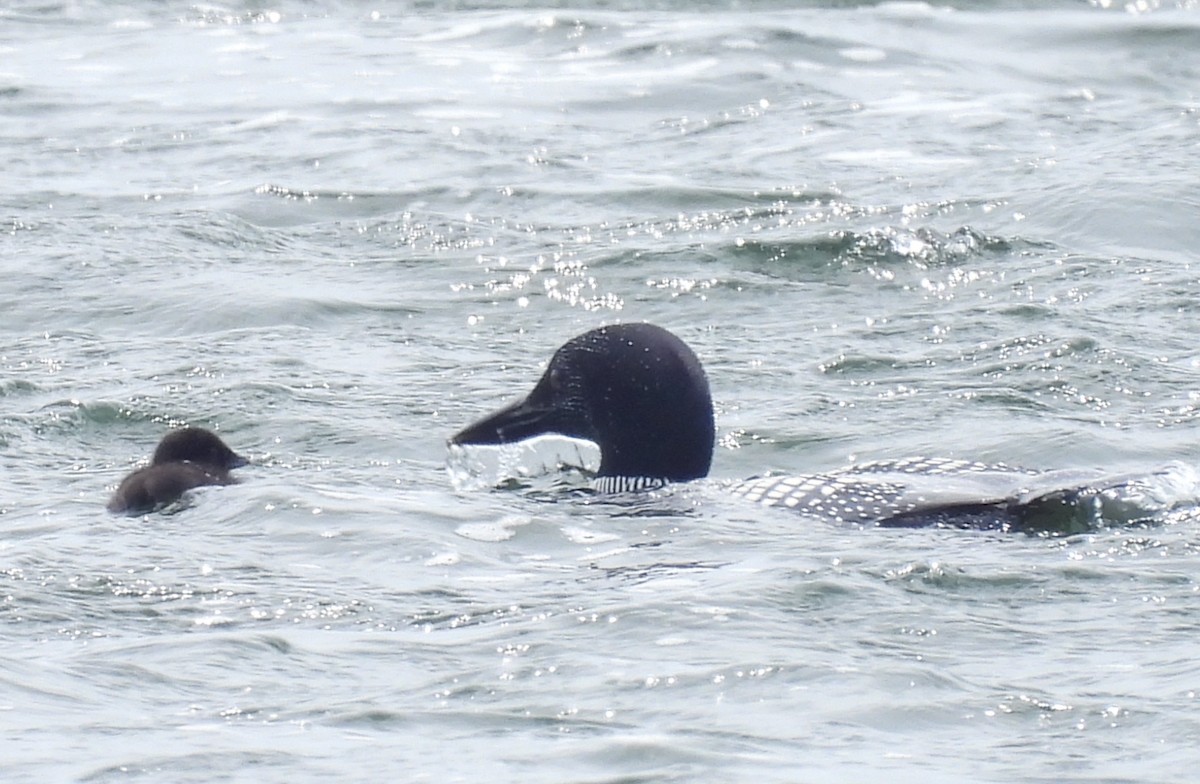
<box><xmin>107</xmin><ymin>427</ymin><xmax>248</xmax><ymax>514</ymax></box>
<box><xmin>450</xmin><ymin>323</ymin><xmax>1183</xmax><ymax>531</ymax></box>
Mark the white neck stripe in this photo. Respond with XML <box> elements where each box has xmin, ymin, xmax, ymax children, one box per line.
<box><xmin>591</xmin><ymin>476</ymin><xmax>669</xmax><ymax>494</ymax></box>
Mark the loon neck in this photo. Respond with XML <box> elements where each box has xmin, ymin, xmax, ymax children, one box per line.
<box><xmin>592</xmin><ymin>397</ymin><xmax>712</xmax><ymax>482</ymax></box>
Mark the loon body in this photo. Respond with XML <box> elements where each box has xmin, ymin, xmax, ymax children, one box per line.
<box><xmin>107</xmin><ymin>427</ymin><xmax>248</xmax><ymax>514</ymax></box>
<box><xmin>451</xmin><ymin>323</ymin><xmax>1180</xmax><ymax>531</ymax></box>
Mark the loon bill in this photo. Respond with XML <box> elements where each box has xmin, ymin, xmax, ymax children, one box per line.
<box><xmin>450</xmin><ymin>323</ymin><xmax>1182</xmax><ymax>531</ymax></box>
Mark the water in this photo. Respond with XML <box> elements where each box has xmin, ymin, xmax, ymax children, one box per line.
<box><xmin>3</xmin><ymin>0</ymin><xmax>1200</xmax><ymax>780</ymax></box>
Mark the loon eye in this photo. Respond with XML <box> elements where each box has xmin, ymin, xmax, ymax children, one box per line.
<box><xmin>547</xmin><ymin>366</ymin><xmax>582</xmax><ymax>402</ymax></box>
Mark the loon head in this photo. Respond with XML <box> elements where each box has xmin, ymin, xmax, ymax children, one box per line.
<box><xmin>451</xmin><ymin>323</ymin><xmax>715</xmax><ymax>483</ymax></box>
<box><xmin>151</xmin><ymin>427</ymin><xmax>248</xmax><ymax>470</ymax></box>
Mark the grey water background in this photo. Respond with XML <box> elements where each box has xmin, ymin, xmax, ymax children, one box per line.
<box><xmin>4</xmin><ymin>0</ymin><xmax>1200</xmax><ymax>780</ymax></box>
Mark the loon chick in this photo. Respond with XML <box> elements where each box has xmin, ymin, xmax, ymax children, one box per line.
<box><xmin>451</xmin><ymin>323</ymin><xmax>1176</xmax><ymax>530</ymax></box>
<box><xmin>107</xmin><ymin>427</ymin><xmax>248</xmax><ymax>514</ymax></box>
